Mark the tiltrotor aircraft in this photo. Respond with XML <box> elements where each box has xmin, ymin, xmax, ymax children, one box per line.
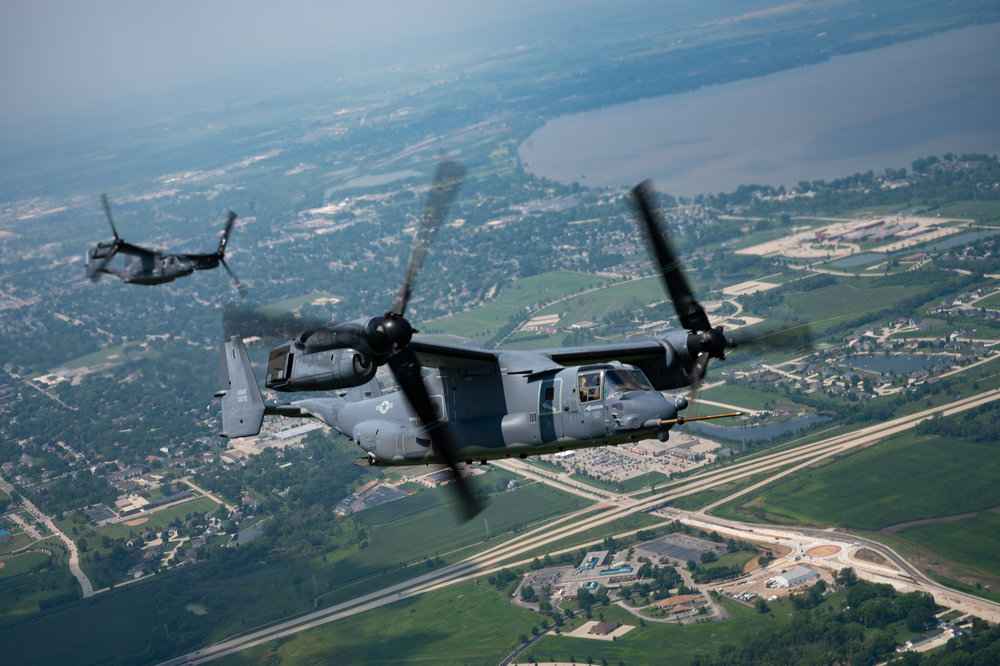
<box><xmin>217</xmin><ymin>157</ymin><xmax>806</xmax><ymax>517</ymax></box>
<box><xmin>86</xmin><ymin>194</ymin><xmax>245</xmax><ymax>294</ymax></box>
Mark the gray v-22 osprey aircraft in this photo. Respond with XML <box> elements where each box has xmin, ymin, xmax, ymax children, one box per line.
<box><xmin>86</xmin><ymin>194</ymin><xmax>245</xmax><ymax>294</ymax></box>
<box><xmin>217</xmin><ymin>158</ymin><xmax>807</xmax><ymax>518</ymax></box>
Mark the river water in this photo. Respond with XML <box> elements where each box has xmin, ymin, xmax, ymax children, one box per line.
<box><xmin>518</xmin><ymin>23</ymin><xmax>1000</xmax><ymax>197</ymax></box>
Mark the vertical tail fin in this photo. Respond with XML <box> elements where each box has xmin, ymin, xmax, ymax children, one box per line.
<box><xmin>217</xmin><ymin>335</ymin><xmax>265</xmax><ymax>438</ymax></box>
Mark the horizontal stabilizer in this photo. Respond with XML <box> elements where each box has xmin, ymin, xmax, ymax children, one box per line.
<box><xmin>218</xmin><ymin>335</ymin><xmax>265</xmax><ymax>438</ymax></box>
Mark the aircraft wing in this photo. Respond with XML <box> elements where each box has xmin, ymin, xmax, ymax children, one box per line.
<box><xmin>542</xmin><ymin>340</ymin><xmax>668</xmax><ymax>366</ymax></box>
<box><xmin>410</xmin><ymin>337</ymin><xmax>672</xmax><ymax>373</ymax></box>
<box><xmin>116</xmin><ymin>242</ymin><xmax>157</xmax><ymax>256</ymax></box>
<box><xmin>410</xmin><ymin>339</ymin><xmax>499</xmax><ymax>369</ymax></box>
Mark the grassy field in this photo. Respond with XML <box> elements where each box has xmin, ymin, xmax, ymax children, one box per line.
<box><xmin>896</xmin><ymin>509</ymin><xmax>1000</xmax><ymax>578</ymax></box>
<box><xmin>774</xmin><ymin>281</ymin><xmax>926</xmax><ymax>332</ymax></box>
<box><xmin>0</xmin><ymin>538</ymin><xmax>77</xmax><ymax>624</ymax></box>
<box><xmin>520</xmin><ymin>596</ymin><xmax>782</xmax><ymax>665</ymax></box>
<box><xmin>699</xmin><ymin>382</ymin><xmax>787</xmax><ymax>412</ymax></box>
<box><xmin>228</xmin><ymin>582</ymin><xmax>540</xmax><ymax>665</ymax></box>
<box><xmin>424</xmin><ymin>270</ymin><xmax>613</xmax><ymax>339</ymax></box>
<box><xmin>57</xmin><ymin>341</ymin><xmax>149</xmax><ymax>371</ymax></box>
<box><xmin>976</xmin><ymin>292</ymin><xmax>1000</xmax><ymax>310</ymax></box>
<box><xmin>933</xmin><ymin>200</ymin><xmax>1000</xmax><ymax>222</ymax></box>
<box><xmin>227</xmin><ymin>586</ymin><xmax>784</xmax><ymax>666</ymax></box>
<box><xmin>329</xmin><ymin>479</ymin><xmax>589</xmax><ymax>581</ymax></box>
<box><xmin>0</xmin><ymin>551</ymin><xmax>51</xmax><ymax>579</ymax></box>
<box><xmin>742</xmin><ymin>433</ymin><xmax>1000</xmax><ymax>531</ymax></box>
<box><xmin>532</xmin><ymin>275</ymin><xmax>666</xmax><ymax>326</ymax></box>
<box><xmin>0</xmin><ymin>531</ymin><xmax>38</xmax><ymax>555</ymax></box>
<box><xmin>256</xmin><ymin>291</ymin><xmax>336</xmax><ymax>315</ymax></box>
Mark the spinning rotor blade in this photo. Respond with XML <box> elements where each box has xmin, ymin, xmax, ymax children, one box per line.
<box><xmin>629</xmin><ymin>181</ymin><xmax>711</xmax><ymax>332</ymax></box>
<box><xmin>727</xmin><ymin>322</ymin><xmax>814</xmax><ymax>354</ymax></box>
<box><xmin>89</xmin><ymin>250</ymin><xmax>117</xmax><ymax>280</ymax></box>
<box><xmin>223</xmin><ymin>305</ymin><xmax>319</xmax><ymax>342</ymax></box>
<box><xmin>628</xmin><ymin>181</ymin><xmax>813</xmax><ymax>414</ymax></box>
<box><xmin>220</xmin><ymin>258</ymin><xmax>246</xmax><ymax>297</ymax></box>
<box><xmin>100</xmin><ymin>194</ymin><xmax>121</xmax><ymax>241</ymax></box>
<box><xmin>218</xmin><ymin>211</ymin><xmax>237</xmax><ymax>255</ymax></box>
<box><xmin>686</xmin><ymin>351</ymin><xmax>711</xmax><ymax>413</ymax></box>
<box><xmin>388</xmin><ymin>347</ymin><xmax>481</xmax><ymax>520</ymax></box>
<box><xmin>392</xmin><ymin>155</ymin><xmax>466</xmax><ymax>317</ymax></box>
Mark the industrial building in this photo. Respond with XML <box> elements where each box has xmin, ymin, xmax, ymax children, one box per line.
<box><xmin>771</xmin><ymin>565</ymin><xmax>819</xmax><ymax>588</ymax></box>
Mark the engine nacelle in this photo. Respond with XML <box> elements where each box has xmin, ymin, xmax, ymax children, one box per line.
<box><xmin>630</xmin><ymin>333</ymin><xmax>690</xmax><ymax>390</ymax></box>
<box><xmin>265</xmin><ymin>344</ymin><xmax>376</xmax><ymax>392</ymax></box>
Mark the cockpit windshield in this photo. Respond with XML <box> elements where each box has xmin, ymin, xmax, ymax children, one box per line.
<box><xmin>603</xmin><ymin>369</ymin><xmax>654</xmax><ymax>398</ymax></box>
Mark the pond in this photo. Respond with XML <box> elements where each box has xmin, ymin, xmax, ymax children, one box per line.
<box><xmin>844</xmin><ymin>353</ymin><xmax>953</xmax><ymax>375</ymax></box>
<box><xmin>690</xmin><ymin>413</ymin><xmax>831</xmax><ymax>444</ymax></box>
<box><xmin>230</xmin><ymin>516</ymin><xmax>272</xmax><ymax>547</ymax></box>
<box><xmin>829</xmin><ymin>252</ymin><xmax>887</xmax><ymax>268</ymax></box>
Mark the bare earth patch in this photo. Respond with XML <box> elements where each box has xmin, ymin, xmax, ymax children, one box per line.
<box><xmin>125</xmin><ymin>517</ymin><xmax>149</xmax><ymax>527</ymax></box>
<box><xmin>806</xmin><ymin>544</ymin><xmax>841</xmax><ymax>558</ymax></box>
<box><xmin>852</xmin><ymin>548</ymin><xmax>890</xmax><ymax>567</ymax></box>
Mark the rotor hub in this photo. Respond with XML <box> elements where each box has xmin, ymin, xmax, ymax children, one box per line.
<box><xmin>689</xmin><ymin>327</ymin><xmax>727</xmax><ymax>360</ymax></box>
<box><xmin>368</xmin><ymin>312</ymin><xmax>413</xmax><ymax>355</ymax></box>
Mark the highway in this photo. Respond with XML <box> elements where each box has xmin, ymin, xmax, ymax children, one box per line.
<box><xmin>169</xmin><ymin>386</ymin><xmax>1000</xmax><ymax>663</ymax></box>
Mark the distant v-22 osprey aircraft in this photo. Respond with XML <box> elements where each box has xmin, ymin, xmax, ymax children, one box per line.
<box><xmin>86</xmin><ymin>194</ymin><xmax>245</xmax><ymax>294</ymax></box>
<box><xmin>217</xmin><ymin>157</ymin><xmax>808</xmax><ymax>518</ymax></box>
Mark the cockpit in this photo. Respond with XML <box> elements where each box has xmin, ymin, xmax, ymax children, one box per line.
<box><xmin>578</xmin><ymin>368</ymin><xmax>654</xmax><ymax>403</ymax></box>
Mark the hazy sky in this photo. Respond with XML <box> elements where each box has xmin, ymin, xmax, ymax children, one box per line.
<box><xmin>0</xmin><ymin>0</ymin><xmax>577</xmax><ymax>136</ymax></box>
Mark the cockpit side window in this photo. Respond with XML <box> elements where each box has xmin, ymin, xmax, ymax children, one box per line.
<box><xmin>578</xmin><ymin>371</ymin><xmax>602</xmax><ymax>403</ymax></box>
<box><xmin>603</xmin><ymin>369</ymin><xmax>654</xmax><ymax>398</ymax></box>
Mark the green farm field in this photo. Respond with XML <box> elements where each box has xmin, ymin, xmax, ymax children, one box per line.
<box><xmin>933</xmin><ymin>200</ymin><xmax>1000</xmax><ymax>222</ymax></box>
<box><xmin>340</xmin><ymin>479</ymin><xmax>588</xmax><ymax>575</ymax></box>
<box><xmin>699</xmin><ymin>382</ymin><xmax>786</xmax><ymax>412</ymax></box>
<box><xmin>228</xmin><ymin>582</ymin><xmax>539</xmax><ymax>665</ymax></box>
<box><xmin>896</xmin><ymin>509</ymin><xmax>1000</xmax><ymax>578</ymax></box>
<box><xmin>533</xmin><ymin>275</ymin><xmax>667</xmax><ymax>326</ymax></box>
<box><xmin>773</xmin><ymin>282</ymin><xmax>927</xmax><ymax>331</ymax></box>
<box><xmin>424</xmin><ymin>270</ymin><xmax>613</xmax><ymax>339</ymax></box>
<box><xmin>975</xmin><ymin>291</ymin><xmax>1000</xmax><ymax>310</ymax></box>
<box><xmin>730</xmin><ymin>433</ymin><xmax>1000</xmax><ymax>532</ymax></box>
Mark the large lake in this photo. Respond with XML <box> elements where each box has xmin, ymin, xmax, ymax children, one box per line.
<box><xmin>518</xmin><ymin>23</ymin><xmax>1000</xmax><ymax>197</ymax></box>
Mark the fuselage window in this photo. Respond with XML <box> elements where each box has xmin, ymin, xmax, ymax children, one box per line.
<box><xmin>603</xmin><ymin>369</ymin><xmax>654</xmax><ymax>399</ymax></box>
<box><xmin>578</xmin><ymin>371</ymin><xmax>602</xmax><ymax>403</ymax></box>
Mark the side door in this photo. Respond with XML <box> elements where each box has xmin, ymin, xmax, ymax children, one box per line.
<box><xmin>537</xmin><ymin>375</ymin><xmax>564</xmax><ymax>444</ymax></box>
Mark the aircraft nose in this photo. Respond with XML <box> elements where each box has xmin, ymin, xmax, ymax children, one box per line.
<box><xmin>615</xmin><ymin>391</ymin><xmax>675</xmax><ymax>431</ymax></box>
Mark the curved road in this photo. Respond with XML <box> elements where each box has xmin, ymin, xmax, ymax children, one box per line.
<box><xmin>0</xmin><ymin>473</ymin><xmax>94</xmax><ymax>598</ymax></box>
